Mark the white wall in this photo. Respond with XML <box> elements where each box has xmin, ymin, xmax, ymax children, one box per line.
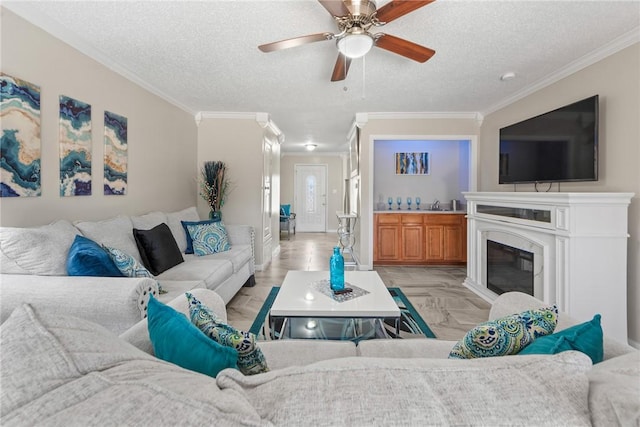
<box><xmin>373</xmin><ymin>139</ymin><xmax>470</xmax><ymax>211</ymax></box>
<box><xmin>479</xmin><ymin>43</ymin><xmax>640</xmax><ymax>346</ymax></box>
<box><xmin>0</xmin><ymin>8</ymin><xmax>197</xmax><ymax>227</ymax></box>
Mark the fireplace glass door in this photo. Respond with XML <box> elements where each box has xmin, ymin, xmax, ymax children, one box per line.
<box><xmin>487</xmin><ymin>240</ymin><xmax>534</xmax><ymax>296</ymax></box>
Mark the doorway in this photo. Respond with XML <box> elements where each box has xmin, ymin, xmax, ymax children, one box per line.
<box><xmin>294</xmin><ymin>164</ymin><xmax>328</xmax><ymax>232</ymax></box>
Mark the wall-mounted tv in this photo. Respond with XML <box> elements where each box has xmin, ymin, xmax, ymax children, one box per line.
<box><xmin>499</xmin><ymin>95</ymin><xmax>599</xmax><ymax>184</ymax></box>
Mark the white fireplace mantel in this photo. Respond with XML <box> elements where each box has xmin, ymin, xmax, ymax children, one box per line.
<box><xmin>463</xmin><ymin>192</ymin><xmax>634</xmax><ymax>343</ymax></box>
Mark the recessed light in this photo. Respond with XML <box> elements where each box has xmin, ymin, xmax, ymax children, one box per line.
<box><xmin>305</xmin><ymin>143</ymin><xmax>317</xmax><ymax>151</ymax></box>
<box><xmin>500</xmin><ymin>72</ymin><xmax>516</xmax><ymax>81</ymax></box>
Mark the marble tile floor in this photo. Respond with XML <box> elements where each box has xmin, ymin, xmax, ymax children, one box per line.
<box><xmin>226</xmin><ymin>232</ymin><xmax>491</xmax><ymax>341</ymax></box>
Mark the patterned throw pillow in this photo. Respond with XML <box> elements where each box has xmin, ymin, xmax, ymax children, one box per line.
<box><xmin>449</xmin><ymin>305</ymin><xmax>558</xmax><ymax>359</ymax></box>
<box><xmin>185</xmin><ymin>222</ymin><xmax>231</xmax><ymax>256</ymax></box>
<box><xmin>104</xmin><ymin>246</ymin><xmax>167</xmax><ymax>294</ymax></box>
<box><xmin>186</xmin><ymin>292</ymin><xmax>268</xmax><ymax>375</ymax></box>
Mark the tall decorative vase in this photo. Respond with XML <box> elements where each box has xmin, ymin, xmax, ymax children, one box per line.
<box><xmin>329</xmin><ymin>246</ymin><xmax>345</xmax><ymax>291</ymax></box>
<box><xmin>209</xmin><ymin>211</ymin><xmax>222</xmax><ymax>222</ymax></box>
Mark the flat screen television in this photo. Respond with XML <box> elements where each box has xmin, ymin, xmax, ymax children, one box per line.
<box><xmin>499</xmin><ymin>95</ymin><xmax>599</xmax><ymax>184</ymax></box>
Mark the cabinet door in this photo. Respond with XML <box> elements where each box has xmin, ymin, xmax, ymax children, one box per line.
<box><xmin>376</xmin><ymin>225</ymin><xmax>401</xmax><ymax>261</ymax></box>
<box><xmin>402</xmin><ymin>225</ymin><xmax>424</xmax><ymax>261</ymax></box>
<box><xmin>444</xmin><ymin>225</ymin><xmax>463</xmax><ymax>261</ymax></box>
<box><xmin>425</xmin><ymin>225</ymin><xmax>444</xmax><ymax>261</ymax></box>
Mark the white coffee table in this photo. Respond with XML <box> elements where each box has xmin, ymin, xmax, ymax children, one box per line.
<box><xmin>269</xmin><ymin>270</ymin><xmax>400</xmax><ymax>340</ymax></box>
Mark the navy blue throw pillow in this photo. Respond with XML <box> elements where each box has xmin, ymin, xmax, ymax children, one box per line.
<box><xmin>66</xmin><ymin>235</ymin><xmax>124</xmax><ymax>277</ymax></box>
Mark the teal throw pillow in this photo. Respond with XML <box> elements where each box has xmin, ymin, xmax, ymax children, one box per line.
<box><xmin>280</xmin><ymin>204</ymin><xmax>291</xmax><ymax>216</ymax></box>
<box><xmin>180</xmin><ymin>219</ymin><xmax>220</xmax><ymax>254</ymax></box>
<box><xmin>104</xmin><ymin>246</ymin><xmax>166</xmax><ymax>294</ymax></box>
<box><xmin>66</xmin><ymin>235</ymin><xmax>124</xmax><ymax>277</ymax></box>
<box><xmin>185</xmin><ymin>222</ymin><xmax>231</xmax><ymax>256</ymax></box>
<box><xmin>519</xmin><ymin>314</ymin><xmax>603</xmax><ymax>364</ymax></box>
<box><xmin>147</xmin><ymin>295</ymin><xmax>238</xmax><ymax>377</ymax></box>
<box><xmin>186</xmin><ymin>292</ymin><xmax>269</xmax><ymax>375</ymax></box>
<box><xmin>449</xmin><ymin>305</ymin><xmax>558</xmax><ymax>359</ymax></box>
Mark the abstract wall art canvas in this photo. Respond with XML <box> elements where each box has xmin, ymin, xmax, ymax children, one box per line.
<box><xmin>395</xmin><ymin>152</ymin><xmax>430</xmax><ymax>175</ymax></box>
<box><xmin>0</xmin><ymin>73</ymin><xmax>42</xmax><ymax>197</ymax></box>
<box><xmin>104</xmin><ymin>111</ymin><xmax>127</xmax><ymax>195</ymax></box>
<box><xmin>59</xmin><ymin>95</ymin><xmax>92</xmax><ymax>196</ymax></box>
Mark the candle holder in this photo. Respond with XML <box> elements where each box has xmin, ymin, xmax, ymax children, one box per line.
<box><xmin>416</xmin><ymin>197</ymin><xmax>421</xmax><ymax>210</ymax></box>
<box><xmin>387</xmin><ymin>197</ymin><xmax>393</xmax><ymax>210</ymax></box>
<box><xmin>407</xmin><ymin>197</ymin><xmax>412</xmax><ymax>210</ymax></box>
<box><xmin>396</xmin><ymin>197</ymin><xmax>402</xmax><ymax>210</ymax></box>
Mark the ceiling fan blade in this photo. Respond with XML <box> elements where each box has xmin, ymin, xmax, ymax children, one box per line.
<box><xmin>331</xmin><ymin>53</ymin><xmax>352</xmax><ymax>81</ymax></box>
<box><xmin>318</xmin><ymin>0</ymin><xmax>351</xmax><ymax>17</ymax></box>
<box><xmin>374</xmin><ymin>33</ymin><xmax>435</xmax><ymax>63</ymax></box>
<box><xmin>375</xmin><ymin>0</ymin><xmax>435</xmax><ymax>24</ymax></box>
<box><xmin>259</xmin><ymin>32</ymin><xmax>334</xmax><ymax>52</ymax></box>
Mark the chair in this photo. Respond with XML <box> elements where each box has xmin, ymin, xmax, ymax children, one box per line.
<box><xmin>280</xmin><ymin>204</ymin><xmax>296</xmax><ymax>239</ymax></box>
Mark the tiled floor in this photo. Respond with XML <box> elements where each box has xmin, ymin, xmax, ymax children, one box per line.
<box><xmin>226</xmin><ymin>232</ymin><xmax>491</xmax><ymax>340</ymax></box>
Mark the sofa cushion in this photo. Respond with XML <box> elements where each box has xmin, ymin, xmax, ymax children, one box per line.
<box><xmin>74</xmin><ymin>215</ymin><xmax>142</xmax><ymax>263</ymax></box>
<box><xmin>215</xmin><ymin>352</ymin><xmax>593</xmax><ymax>426</ymax></box>
<box><xmin>166</xmin><ymin>206</ymin><xmax>200</xmax><ymax>253</ymax></box>
<box><xmin>133</xmin><ymin>223</ymin><xmax>184</xmax><ymax>275</ymax></box>
<box><xmin>193</xmin><ymin>244</ymin><xmax>252</xmax><ymax>273</ymax></box>
<box><xmin>130</xmin><ymin>211</ymin><xmax>167</xmax><ymax>230</ymax></box>
<box><xmin>0</xmin><ymin>303</ymin><xmax>262</xmax><ymax>425</ymax></box>
<box><xmin>147</xmin><ymin>296</ymin><xmax>238</xmax><ymax>378</ymax></box>
<box><xmin>66</xmin><ymin>235</ymin><xmax>123</xmax><ymax>277</ymax></box>
<box><xmin>186</xmin><ymin>292</ymin><xmax>268</xmax><ymax>376</ymax></box>
<box><xmin>181</xmin><ymin>219</ymin><xmax>220</xmax><ymax>254</ymax></box>
<box><xmin>519</xmin><ymin>314</ymin><xmax>604</xmax><ymax>363</ymax></box>
<box><xmin>185</xmin><ymin>221</ymin><xmax>231</xmax><ymax>256</ymax></box>
<box><xmin>156</xmin><ymin>258</ymin><xmax>234</xmax><ymax>290</ymax></box>
<box><xmin>587</xmin><ymin>350</ymin><xmax>640</xmax><ymax>426</ymax></box>
<box><xmin>0</xmin><ymin>220</ymin><xmax>80</xmax><ymax>275</ymax></box>
<box><xmin>449</xmin><ymin>305</ymin><xmax>558</xmax><ymax>359</ymax></box>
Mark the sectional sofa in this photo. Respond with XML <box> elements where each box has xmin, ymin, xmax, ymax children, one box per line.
<box><xmin>0</xmin><ymin>207</ymin><xmax>255</xmax><ymax>335</ymax></box>
<box><xmin>1</xmin><ymin>290</ymin><xmax>638</xmax><ymax>426</ymax></box>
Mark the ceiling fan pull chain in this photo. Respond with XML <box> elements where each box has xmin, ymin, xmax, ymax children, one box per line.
<box><xmin>362</xmin><ymin>55</ymin><xmax>366</xmax><ymax>100</ymax></box>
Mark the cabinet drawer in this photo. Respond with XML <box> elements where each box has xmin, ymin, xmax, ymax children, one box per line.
<box><xmin>424</xmin><ymin>214</ymin><xmax>464</xmax><ymax>225</ymax></box>
<box><xmin>376</xmin><ymin>214</ymin><xmax>401</xmax><ymax>225</ymax></box>
<box><xmin>401</xmin><ymin>214</ymin><xmax>423</xmax><ymax>225</ymax></box>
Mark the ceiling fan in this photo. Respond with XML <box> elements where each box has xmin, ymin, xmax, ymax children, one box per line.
<box><xmin>258</xmin><ymin>0</ymin><xmax>436</xmax><ymax>82</ymax></box>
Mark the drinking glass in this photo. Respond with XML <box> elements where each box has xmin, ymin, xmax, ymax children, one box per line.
<box><xmin>387</xmin><ymin>197</ymin><xmax>393</xmax><ymax>210</ymax></box>
<box><xmin>407</xmin><ymin>197</ymin><xmax>412</xmax><ymax>210</ymax></box>
<box><xmin>396</xmin><ymin>197</ymin><xmax>402</xmax><ymax>210</ymax></box>
<box><xmin>416</xmin><ymin>197</ymin><xmax>421</xmax><ymax>210</ymax></box>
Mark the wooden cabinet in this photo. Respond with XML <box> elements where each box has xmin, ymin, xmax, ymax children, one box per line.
<box><xmin>374</xmin><ymin>213</ymin><xmax>466</xmax><ymax>265</ymax></box>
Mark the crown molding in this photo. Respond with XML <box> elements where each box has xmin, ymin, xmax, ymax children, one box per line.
<box><xmin>365</xmin><ymin>111</ymin><xmax>484</xmax><ymax>121</ymax></box>
<box><xmin>281</xmin><ymin>151</ymin><xmax>345</xmax><ymax>158</ymax></box>
<box><xmin>483</xmin><ymin>27</ymin><xmax>640</xmax><ymax>116</ymax></box>
<box><xmin>3</xmin><ymin>2</ymin><xmax>196</xmax><ymax>116</ymax></box>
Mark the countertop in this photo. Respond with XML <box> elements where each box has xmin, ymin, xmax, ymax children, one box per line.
<box><xmin>374</xmin><ymin>210</ymin><xmax>466</xmax><ymax>214</ymax></box>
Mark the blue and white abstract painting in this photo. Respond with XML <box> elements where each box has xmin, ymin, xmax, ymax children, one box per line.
<box><xmin>0</xmin><ymin>74</ymin><xmax>42</xmax><ymax>197</ymax></box>
<box><xmin>104</xmin><ymin>111</ymin><xmax>127</xmax><ymax>195</ymax></box>
<box><xmin>59</xmin><ymin>95</ymin><xmax>92</xmax><ymax>196</ymax></box>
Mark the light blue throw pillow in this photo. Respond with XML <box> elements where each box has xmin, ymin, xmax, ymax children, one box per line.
<box><xmin>180</xmin><ymin>219</ymin><xmax>220</xmax><ymax>254</ymax></box>
<box><xmin>147</xmin><ymin>295</ymin><xmax>238</xmax><ymax>377</ymax></box>
<box><xmin>66</xmin><ymin>235</ymin><xmax>123</xmax><ymax>277</ymax></box>
<box><xmin>185</xmin><ymin>222</ymin><xmax>231</xmax><ymax>256</ymax></box>
<box><xmin>186</xmin><ymin>292</ymin><xmax>269</xmax><ymax>375</ymax></box>
<box><xmin>449</xmin><ymin>305</ymin><xmax>558</xmax><ymax>359</ymax></box>
<box><xmin>104</xmin><ymin>246</ymin><xmax>166</xmax><ymax>294</ymax></box>
<box><xmin>519</xmin><ymin>314</ymin><xmax>603</xmax><ymax>363</ymax></box>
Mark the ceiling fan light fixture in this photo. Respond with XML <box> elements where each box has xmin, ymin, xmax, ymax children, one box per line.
<box><xmin>337</xmin><ymin>33</ymin><xmax>374</xmax><ymax>59</ymax></box>
<box><xmin>305</xmin><ymin>143</ymin><xmax>317</xmax><ymax>151</ymax></box>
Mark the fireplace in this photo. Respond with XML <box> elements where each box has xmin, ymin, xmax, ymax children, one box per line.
<box><xmin>463</xmin><ymin>192</ymin><xmax>633</xmax><ymax>344</ymax></box>
<box><xmin>486</xmin><ymin>240</ymin><xmax>534</xmax><ymax>296</ymax></box>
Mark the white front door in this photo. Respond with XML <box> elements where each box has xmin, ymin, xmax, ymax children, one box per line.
<box><xmin>294</xmin><ymin>164</ymin><xmax>327</xmax><ymax>232</ymax></box>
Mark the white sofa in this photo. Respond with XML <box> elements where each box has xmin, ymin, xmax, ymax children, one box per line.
<box><xmin>0</xmin><ymin>207</ymin><xmax>255</xmax><ymax>335</ymax></box>
<box><xmin>1</xmin><ymin>290</ymin><xmax>637</xmax><ymax>426</ymax></box>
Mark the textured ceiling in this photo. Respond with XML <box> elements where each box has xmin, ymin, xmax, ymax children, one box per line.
<box><xmin>5</xmin><ymin>0</ymin><xmax>640</xmax><ymax>153</ymax></box>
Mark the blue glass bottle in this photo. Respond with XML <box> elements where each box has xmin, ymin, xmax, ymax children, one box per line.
<box><xmin>329</xmin><ymin>246</ymin><xmax>345</xmax><ymax>291</ymax></box>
